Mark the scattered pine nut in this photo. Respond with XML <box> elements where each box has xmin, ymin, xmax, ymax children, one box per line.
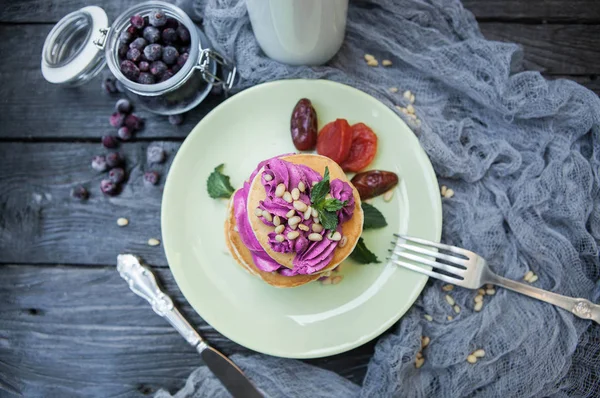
<box><xmin>261</xmin><ymin>210</ymin><xmax>273</xmax><ymax>222</ymax></box>
<box><xmin>293</xmin><ymin>200</ymin><xmax>308</xmax><ymax>212</ymax></box>
<box><xmin>367</xmin><ymin>59</ymin><xmax>379</xmax><ymax>67</ymax></box>
<box><xmin>382</xmin><ymin>59</ymin><xmax>392</xmax><ymax>66</ymax></box>
<box><xmin>415</xmin><ymin>357</ymin><xmax>425</xmax><ymax>368</ymax></box>
<box><xmin>424</xmin><ymin>314</ymin><xmax>433</xmax><ymax>322</ymax></box>
<box><xmin>275</xmin><ymin>234</ymin><xmax>285</xmax><ymax>242</ymax></box>
<box><xmin>454</xmin><ymin>305</ymin><xmax>461</xmax><ymax>313</ymax></box>
<box><xmin>383</xmin><ymin>190</ymin><xmax>394</xmax><ymax>202</ymax></box>
<box><xmin>486</xmin><ymin>288</ymin><xmax>496</xmax><ymax>296</ymax></box>
<box><xmin>298</xmin><ymin>181</ymin><xmax>306</xmax><ymax>192</ymax></box>
<box><xmin>291</xmin><ymin>188</ymin><xmax>300</xmax><ymax>201</ymax></box>
<box><xmin>331</xmin><ymin>275</ymin><xmax>343</xmax><ymax>285</ymax></box>
<box><xmin>474</xmin><ymin>301</ymin><xmax>483</xmax><ymax>312</ymax></box>
<box><xmin>442</xmin><ymin>284</ymin><xmax>454</xmax><ymax>292</ymax></box>
<box><xmin>254</xmin><ymin>207</ymin><xmax>263</xmax><ymax>217</ymax></box>
<box><xmin>286</xmin><ymin>209</ymin><xmax>296</xmax><ymax>218</ymax></box>
<box><xmin>416</xmin><ymin>351</ymin><xmax>423</xmax><ymax>359</ymax></box>
<box><xmin>486</xmin><ymin>284</ymin><xmax>493</xmax><ymax>289</ymax></box>
<box><xmin>478</xmin><ymin>288</ymin><xmax>486</xmax><ymax>295</ymax></box>
<box><xmin>466</xmin><ymin>355</ymin><xmax>477</xmax><ymax>364</ymax></box>
<box><xmin>444</xmin><ymin>189</ymin><xmax>455</xmax><ymax>199</ymax></box>
<box><xmin>524</xmin><ymin>271</ymin><xmax>534</xmax><ymax>281</ymax></box>
<box><xmin>529</xmin><ymin>275</ymin><xmax>539</xmax><ymax>283</ymax></box>
<box><xmin>403</xmin><ymin>90</ymin><xmax>412</xmax><ymax>101</ymax></box>
<box><xmin>273</xmin><ymin>215</ymin><xmax>281</xmax><ymax>226</ymax></box>
<box><xmin>445</xmin><ymin>294</ymin><xmax>455</xmax><ymax>306</ymax></box>
<box><xmin>421</xmin><ymin>336</ymin><xmax>430</xmax><ymax>348</ymax></box>
<box><xmin>472</xmin><ymin>349</ymin><xmax>485</xmax><ymax>358</ymax></box>
<box><xmin>440</xmin><ymin>185</ymin><xmax>447</xmax><ymax>196</ymax></box>
<box><xmin>298</xmin><ymin>224</ymin><xmax>310</xmax><ymax>232</ymax></box>
<box><xmin>410</xmin><ymin>94</ymin><xmax>416</xmax><ymax>104</ymax></box>
<box><xmin>275</xmin><ymin>225</ymin><xmax>285</xmax><ymax>234</ymax></box>
<box><xmin>447</xmin><ymin>315</ymin><xmax>453</xmax><ymax>321</ymax></box>
<box><xmin>263</xmin><ymin>173</ymin><xmax>273</xmax><ymax>181</ymax></box>
<box><xmin>389</xmin><ymin>87</ymin><xmax>399</xmax><ymax>93</ymax></box>
<box><xmin>474</xmin><ymin>295</ymin><xmax>484</xmax><ymax>303</ymax></box>
<box><xmin>117</xmin><ymin>217</ymin><xmax>129</xmax><ymax>227</ymax></box>
<box><xmin>364</xmin><ymin>54</ymin><xmax>375</xmax><ymax>62</ymax></box>
<box><xmin>287</xmin><ymin>231</ymin><xmax>300</xmax><ymax>240</ymax></box>
<box><xmin>406</xmin><ymin>104</ymin><xmax>415</xmax><ymax>114</ymax></box>
<box><xmin>148</xmin><ymin>238</ymin><xmax>160</xmax><ymax>246</ymax></box>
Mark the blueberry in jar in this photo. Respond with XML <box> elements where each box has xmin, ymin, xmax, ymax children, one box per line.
<box><xmin>177</xmin><ymin>26</ymin><xmax>190</xmax><ymax>43</ymax></box>
<box><xmin>149</xmin><ymin>9</ymin><xmax>167</xmax><ymax>27</ymax></box>
<box><xmin>138</xmin><ymin>72</ymin><xmax>156</xmax><ymax>85</ymax></box>
<box><xmin>159</xmin><ymin>70</ymin><xmax>174</xmax><ymax>82</ymax></box>
<box><xmin>126</xmin><ymin>48</ymin><xmax>142</xmax><ymax>63</ymax></box>
<box><xmin>118</xmin><ymin>42</ymin><xmax>128</xmax><ymax>58</ymax></box>
<box><xmin>120</xmin><ymin>60</ymin><xmax>140</xmax><ymax>81</ymax></box>
<box><xmin>161</xmin><ymin>28</ymin><xmax>178</xmax><ymax>44</ymax></box>
<box><xmin>162</xmin><ymin>46</ymin><xmax>179</xmax><ymax>65</ymax></box>
<box><xmin>143</xmin><ymin>26</ymin><xmax>161</xmax><ymax>43</ymax></box>
<box><xmin>129</xmin><ymin>37</ymin><xmax>147</xmax><ymax>51</ymax></box>
<box><xmin>149</xmin><ymin>60</ymin><xmax>167</xmax><ymax>76</ymax></box>
<box><xmin>130</xmin><ymin>14</ymin><xmax>145</xmax><ymax>29</ymax></box>
<box><xmin>138</xmin><ymin>61</ymin><xmax>150</xmax><ymax>72</ymax></box>
<box><xmin>177</xmin><ymin>53</ymin><xmax>189</xmax><ymax>67</ymax></box>
<box><xmin>144</xmin><ymin>44</ymin><xmax>163</xmax><ymax>61</ymax></box>
<box><xmin>165</xmin><ymin>17</ymin><xmax>179</xmax><ymax>29</ymax></box>
<box><xmin>119</xmin><ymin>30</ymin><xmax>133</xmax><ymax>44</ymax></box>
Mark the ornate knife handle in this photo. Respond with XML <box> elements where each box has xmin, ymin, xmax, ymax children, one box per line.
<box><xmin>117</xmin><ymin>254</ymin><xmax>206</xmax><ymax>349</ymax></box>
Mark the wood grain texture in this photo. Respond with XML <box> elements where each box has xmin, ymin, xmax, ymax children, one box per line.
<box><xmin>0</xmin><ymin>264</ymin><xmax>373</xmax><ymax>397</ymax></box>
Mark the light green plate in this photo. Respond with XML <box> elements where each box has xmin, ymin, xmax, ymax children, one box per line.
<box><xmin>162</xmin><ymin>79</ymin><xmax>442</xmax><ymax>359</ymax></box>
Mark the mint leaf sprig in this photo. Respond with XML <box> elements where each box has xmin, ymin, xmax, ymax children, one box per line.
<box><xmin>310</xmin><ymin>167</ymin><xmax>347</xmax><ymax>231</ymax></box>
<box><xmin>207</xmin><ymin>164</ymin><xmax>235</xmax><ymax>199</ymax></box>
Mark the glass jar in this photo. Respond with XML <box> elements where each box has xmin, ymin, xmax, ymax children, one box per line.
<box><xmin>41</xmin><ymin>1</ymin><xmax>236</xmax><ymax>115</ymax></box>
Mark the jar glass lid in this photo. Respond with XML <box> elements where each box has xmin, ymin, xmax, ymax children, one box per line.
<box><xmin>41</xmin><ymin>6</ymin><xmax>109</xmax><ymax>85</ymax></box>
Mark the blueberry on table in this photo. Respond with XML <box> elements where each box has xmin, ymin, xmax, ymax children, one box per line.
<box><xmin>120</xmin><ymin>60</ymin><xmax>140</xmax><ymax>81</ymax></box>
<box><xmin>106</xmin><ymin>152</ymin><xmax>124</xmax><ymax>168</ymax></box>
<box><xmin>100</xmin><ymin>179</ymin><xmax>119</xmax><ymax>196</ymax></box>
<box><xmin>115</xmin><ymin>99</ymin><xmax>132</xmax><ymax>114</ymax></box>
<box><xmin>149</xmin><ymin>9</ymin><xmax>167</xmax><ymax>27</ymax></box>
<box><xmin>144</xmin><ymin>171</ymin><xmax>160</xmax><ymax>186</ymax></box>
<box><xmin>144</xmin><ymin>44</ymin><xmax>163</xmax><ymax>61</ymax></box>
<box><xmin>149</xmin><ymin>60</ymin><xmax>167</xmax><ymax>76</ymax></box>
<box><xmin>71</xmin><ymin>186</ymin><xmax>89</xmax><ymax>200</ymax></box>
<box><xmin>117</xmin><ymin>126</ymin><xmax>132</xmax><ymax>141</ymax></box>
<box><xmin>159</xmin><ymin>70</ymin><xmax>174</xmax><ymax>82</ymax></box>
<box><xmin>143</xmin><ymin>26</ymin><xmax>161</xmax><ymax>43</ymax></box>
<box><xmin>109</xmin><ymin>112</ymin><xmax>126</xmax><ymax>127</ymax></box>
<box><xmin>162</xmin><ymin>28</ymin><xmax>178</xmax><ymax>44</ymax></box>
<box><xmin>125</xmin><ymin>114</ymin><xmax>144</xmax><ymax>131</ymax></box>
<box><xmin>102</xmin><ymin>135</ymin><xmax>119</xmax><ymax>149</ymax></box>
<box><xmin>138</xmin><ymin>72</ymin><xmax>156</xmax><ymax>85</ymax></box>
<box><xmin>130</xmin><ymin>14</ymin><xmax>145</xmax><ymax>29</ymax></box>
<box><xmin>108</xmin><ymin>167</ymin><xmax>126</xmax><ymax>184</ymax></box>
<box><xmin>126</xmin><ymin>48</ymin><xmax>142</xmax><ymax>63</ymax></box>
<box><xmin>147</xmin><ymin>145</ymin><xmax>166</xmax><ymax>164</ymax></box>
<box><xmin>138</xmin><ymin>61</ymin><xmax>150</xmax><ymax>72</ymax></box>
<box><xmin>177</xmin><ymin>26</ymin><xmax>190</xmax><ymax>43</ymax></box>
<box><xmin>162</xmin><ymin>46</ymin><xmax>179</xmax><ymax>65</ymax></box>
<box><xmin>91</xmin><ymin>155</ymin><xmax>108</xmax><ymax>172</ymax></box>
<box><xmin>168</xmin><ymin>114</ymin><xmax>183</xmax><ymax>125</ymax></box>
<box><xmin>102</xmin><ymin>77</ymin><xmax>118</xmax><ymax>94</ymax></box>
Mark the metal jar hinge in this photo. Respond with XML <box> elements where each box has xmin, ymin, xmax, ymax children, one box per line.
<box><xmin>196</xmin><ymin>49</ymin><xmax>237</xmax><ymax>93</ymax></box>
<box><xmin>94</xmin><ymin>27</ymin><xmax>110</xmax><ymax>50</ymax></box>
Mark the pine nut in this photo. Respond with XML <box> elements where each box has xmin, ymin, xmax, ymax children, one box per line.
<box><xmin>486</xmin><ymin>284</ymin><xmax>493</xmax><ymax>289</ymax></box>
<box><xmin>289</xmin><ymin>223</ymin><xmax>298</xmax><ymax>230</ymax></box>
<box><xmin>367</xmin><ymin>59</ymin><xmax>378</xmax><ymax>67</ymax></box>
<box><xmin>364</xmin><ymin>198</ymin><xmax>373</xmax><ymax>204</ymax></box>
<box><xmin>403</xmin><ymin>90</ymin><xmax>412</xmax><ymax>100</ymax></box>
<box><xmin>421</xmin><ymin>336</ymin><xmax>430</xmax><ymax>348</ymax></box>
<box><xmin>474</xmin><ymin>295</ymin><xmax>483</xmax><ymax>303</ymax></box>
<box><xmin>442</xmin><ymin>284</ymin><xmax>454</xmax><ymax>291</ymax></box>
<box><xmin>293</xmin><ymin>200</ymin><xmax>308</xmax><ymax>212</ymax></box>
<box><xmin>312</xmin><ymin>223</ymin><xmax>323</xmax><ymax>233</ymax></box>
<box><xmin>478</xmin><ymin>288</ymin><xmax>486</xmax><ymax>295</ymax></box>
<box><xmin>339</xmin><ymin>236</ymin><xmax>348</xmax><ymax>248</ymax></box>
<box><xmin>441</xmin><ymin>185</ymin><xmax>447</xmax><ymax>196</ymax></box>
<box><xmin>444</xmin><ymin>189</ymin><xmax>454</xmax><ymax>198</ymax></box>
<box><xmin>275</xmin><ymin>225</ymin><xmax>285</xmax><ymax>234</ymax></box>
<box><xmin>529</xmin><ymin>275</ymin><xmax>538</xmax><ymax>283</ymax></box>
<box><xmin>273</xmin><ymin>215</ymin><xmax>281</xmax><ymax>226</ymax></box>
<box><xmin>445</xmin><ymin>295</ymin><xmax>455</xmax><ymax>306</ymax></box>
<box><xmin>474</xmin><ymin>301</ymin><xmax>483</xmax><ymax>312</ymax></box>
<box><xmin>298</xmin><ymin>181</ymin><xmax>306</xmax><ymax>192</ymax></box>
<box><xmin>424</xmin><ymin>314</ymin><xmax>433</xmax><ymax>322</ymax></box>
<box><xmin>261</xmin><ymin>210</ymin><xmax>272</xmax><ymax>222</ymax></box>
<box><xmin>382</xmin><ymin>59</ymin><xmax>392</xmax><ymax>66</ymax></box>
<box><xmin>298</xmin><ymin>224</ymin><xmax>310</xmax><ymax>231</ymax></box>
<box><xmin>331</xmin><ymin>275</ymin><xmax>343</xmax><ymax>285</ymax></box>
<box><xmin>311</xmin><ymin>208</ymin><xmax>319</xmax><ymax>218</ymax></box>
<box><xmin>308</xmin><ymin>233</ymin><xmax>323</xmax><ymax>242</ymax></box>
<box><xmin>254</xmin><ymin>208</ymin><xmax>263</xmax><ymax>216</ymax></box>
<box><xmin>275</xmin><ymin>234</ymin><xmax>285</xmax><ymax>242</ymax></box>
<box><xmin>263</xmin><ymin>173</ymin><xmax>273</xmax><ymax>181</ymax></box>
<box><xmin>148</xmin><ymin>238</ymin><xmax>160</xmax><ymax>246</ymax></box>
<box><xmin>288</xmin><ymin>216</ymin><xmax>301</xmax><ymax>226</ymax></box>
<box><xmin>415</xmin><ymin>357</ymin><xmax>425</xmax><ymax>368</ymax></box>
<box><xmin>275</xmin><ymin>183</ymin><xmax>286</xmax><ymax>197</ymax></box>
<box><xmin>410</xmin><ymin>94</ymin><xmax>415</xmax><ymax>104</ymax></box>
<box><xmin>325</xmin><ymin>193</ymin><xmax>332</xmax><ymax>200</ymax></box>
<box><xmin>472</xmin><ymin>349</ymin><xmax>485</xmax><ymax>358</ymax></box>
<box><xmin>286</xmin><ymin>209</ymin><xmax>296</xmax><ymax>218</ymax></box>
<box><xmin>416</xmin><ymin>351</ymin><xmax>423</xmax><ymax>359</ymax></box>
<box><xmin>117</xmin><ymin>217</ymin><xmax>129</xmax><ymax>227</ymax></box>
<box><xmin>328</xmin><ymin>232</ymin><xmax>341</xmax><ymax>241</ymax></box>
<box><xmin>312</xmin><ymin>181</ymin><xmax>318</xmax><ymax>186</ymax></box>
<box><xmin>291</xmin><ymin>188</ymin><xmax>300</xmax><ymax>200</ymax></box>
<box><xmin>321</xmin><ymin>277</ymin><xmax>331</xmax><ymax>285</ymax></box>
<box><xmin>524</xmin><ymin>271</ymin><xmax>534</xmax><ymax>281</ymax></box>
<box><xmin>447</xmin><ymin>316</ymin><xmax>453</xmax><ymax>321</ymax></box>
<box><xmin>283</xmin><ymin>191</ymin><xmax>293</xmax><ymax>203</ymax></box>
<box><xmin>364</xmin><ymin>54</ymin><xmax>375</xmax><ymax>61</ymax></box>
<box><xmin>486</xmin><ymin>289</ymin><xmax>496</xmax><ymax>296</ymax></box>
<box><xmin>303</xmin><ymin>207</ymin><xmax>312</xmax><ymax>220</ymax></box>
<box><xmin>454</xmin><ymin>305</ymin><xmax>461</xmax><ymax>313</ymax></box>
<box><xmin>287</xmin><ymin>231</ymin><xmax>300</xmax><ymax>240</ymax></box>
<box><xmin>383</xmin><ymin>190</ymin><xmax>394</xmax><ymax>202</ymax></box>
<box><xmin>313</xmin><ymin>217</ymin><xmax>320</xmax><ymax>224</ymax></box>
<box><xmin>390</xmin><ymin>87</ymin><xmax>399</xmax><ymax>93</ymax></box>
<box><xmin>466</xmin><ymin>355</ymin><xmax>477</xmax><ymax>364</ymax></box>
<box><xmin>233</xmin><ymin>226</ymin><xmax>238</xmax><ymax>232</ymax></box>
<box><xmin>406</xmin><ymin>104</ymin><xmax>415</xmax><ymax>114</ymax></box>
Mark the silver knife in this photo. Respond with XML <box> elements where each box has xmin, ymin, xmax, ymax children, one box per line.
<box><xmin>116</xmin><ymin>254</ymin><xmax>264</xmax><ymax>398</ymax></box>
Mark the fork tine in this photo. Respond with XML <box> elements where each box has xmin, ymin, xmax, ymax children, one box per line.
<box><xmin>388</xmin><ymin>257</ymin><xmax>462</xmax><ymax>284</ymax></box>
<box><xmin>394</xmin><ymin>234</ymin><xmax>474</xmax><ymax>258</ymax></box>
<box><xmin>392</xmin><ymin>241</ymin><xmax>469</xmax><ymax>267</ymax></box>
<box><xmin>390</xmin><ymin>249</ymin><xmax>466</xmax><ymax>276</ymax></box>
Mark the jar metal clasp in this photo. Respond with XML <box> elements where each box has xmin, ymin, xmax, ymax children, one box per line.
<box><xmin>93</xmin><ymin>27</ymin><xmax>110</xmax><ymax>50</ymax></box>
<box><xmin>196</xmin><ymin>49</ymin><xmax>237</xmax><ymax>93</ymax></box>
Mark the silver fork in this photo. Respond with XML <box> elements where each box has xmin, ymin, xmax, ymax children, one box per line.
<box><xmin>389</xmin><ymin>234</ymin><xmax>600</xmax><ymax>324</ymax></box>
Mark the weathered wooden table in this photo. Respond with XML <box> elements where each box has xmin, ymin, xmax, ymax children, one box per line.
<box><xmin>0</xmin><ymin>1</ymin><xmax>598</xmax><ymax>396</ymax></box>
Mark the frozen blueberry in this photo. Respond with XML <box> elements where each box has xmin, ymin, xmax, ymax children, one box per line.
<box><xmin>162</xmin><ymin>28</ymin><xmax>178</xmax><ymax>44</ymax></box>
<box><xmin>125</xmin><ymin>114</ymin><xmax>144</xmax><ymax>131</ymax></box>
<box><xmin>144</xmin><ymin>171</ymin><xmax>160</xmax><ymax>186</ymax></box>
<box><xmin>129</xmin><ymin>37</ymin><xmax>147</xmax><ymax>51</ymax></box>
<box><xmin>143</xmin><ymin>26</ymin><xmax>161</xmax><ymax>43</ymax></box>
<box><xmin>117</xmin><ymin>126</ymin><xmax>132</xmax><ymax>141</ymax></box>
<box><xmin>147</xmin><ymin>145</ymin><xmax>166</xmax><ymax>164</ymax></box>
<box><xmin>108</xmin><ymin>167</ymin><xmax>126</xmax><ymax>184</ymax></box>
<box><xmin>126</xmin><ymin>25</ymin><xmax>139</xmax><ymax>36</ymax></box>
<box><xmin>159</xmin><ymin>70</ymin><xmax>174</xmax><ymax>82</ymax></box>
<box><xmin>119</xmin><ymin>30</ymin><xmax>133</xmax><ymax>44</ymax></box>
<box><xmin>165</xmin><ymin>17</ymin><xmax>179</xmax><ymax>29</ymax></box>
<box><xmin>118</xmin><ymin>42</ymin><xmax>128</xmax><ymax>58</ymax></box>
<box><xmin>102</xmin><ymin>135</ymin><xmax>119</xmax><ymax>149</ymax></box>
<box><xmin>171</xmin><ymin>64</ymin><xmax>181</xmax><ymax>74</ymax></box>
<box><xmin>106</xmin><ymin>152</ymin><xmax>124</xmax><ymax>168</ymax></box>
<box><xmin>162</xmin><ymin>46</ymin><xmax>179</xmax><ymax>65</ymax></box>
<box><xmin>138</xmin><ymin>61</ymin><xmax>150</xmax><ymax>72</ymax></box>
<box><xmin>149</xmin><ymin>9</ymin><xmax>167</xmax><ymax>27</ymax></box>
<box><xmin>168</xmin><ymin>114</ymin><xmax>183</xmax><ymax>125</ymax></box>
<box><xmin>144</xmin><ymin>44</ymin><xmax>163</xmax><ymax>61</ymax></box>
<box><xmin>91</xmin><ymin>155</ymin><xmax>108</xmax><ymax>172</ymax></box>
<box><xmin>130</xmin><ymin>14</ymin><xmax>145</xmax><ymax>29</ymax></box>
<box><xmin>126</xmin><ymin>48</ymin><xmax>142</xmax><ymax>62</ymax></box>
<box><xmin>177</xmin><ymin>53</ymin><xmax>189</xmax><ymax>67</ymax></box>
<box><xmin>102</xmin><ymin>76</ymin><xmax>118</xmax><ymax>94</ymax></box>
<box><xmin>177</xmin><ymin>26</ymin><xmax>190</xmax><ymax>43</ymax></box>
<box><xmin>71</xmin><ymin>186</ymin><xmax>89</xmax><ymax>200</ymax></box>
<box><xmin>138</xmin><ymin>72</ymin><xmax>156</xmax><ymax>85</ymax></box>
<box><xmin>115</xmin><ymin>99</ymin><xmax>133</xmax><ymax>114</ymax></box>
<box><xmin>120</xmin><ymin>60</ymin><xmax>140</xmax><ymax>81</ymax></box>
<box><xmin>101</xmin><ymin>179</ymin><xmax>119</xmax><ymax>196</ymax></box>
<box><xmin>149</xmin><ymin>60</ymin><xmax>167</xmax><ymax>76</ymax></box>
<box><xmin>109</xmin><ymin>112</ymin><xmax>126</xmax><ymax>127</ymax></box>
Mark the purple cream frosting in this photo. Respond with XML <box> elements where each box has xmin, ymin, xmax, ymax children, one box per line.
<box><xmin>234</xmin><ymin>157</ymin><xmax>355</xmax><ymax>276</ymax></box>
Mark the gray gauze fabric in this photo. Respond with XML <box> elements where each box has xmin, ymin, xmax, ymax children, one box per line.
<box><xmin>157</xmin><ymin>0</ymin><xmax>600</xmax><ymax>396</ymax></box>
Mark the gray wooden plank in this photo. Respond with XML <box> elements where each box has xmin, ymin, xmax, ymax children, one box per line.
<box><xmin>1</xmin><ymin>0</ymin><xmax>599</xmax><ymax>22</ymax></box>
<box><xmin>0</xmin><ymin>264</ymin><xmax>371</xmax><ymax>397</ymax></box>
